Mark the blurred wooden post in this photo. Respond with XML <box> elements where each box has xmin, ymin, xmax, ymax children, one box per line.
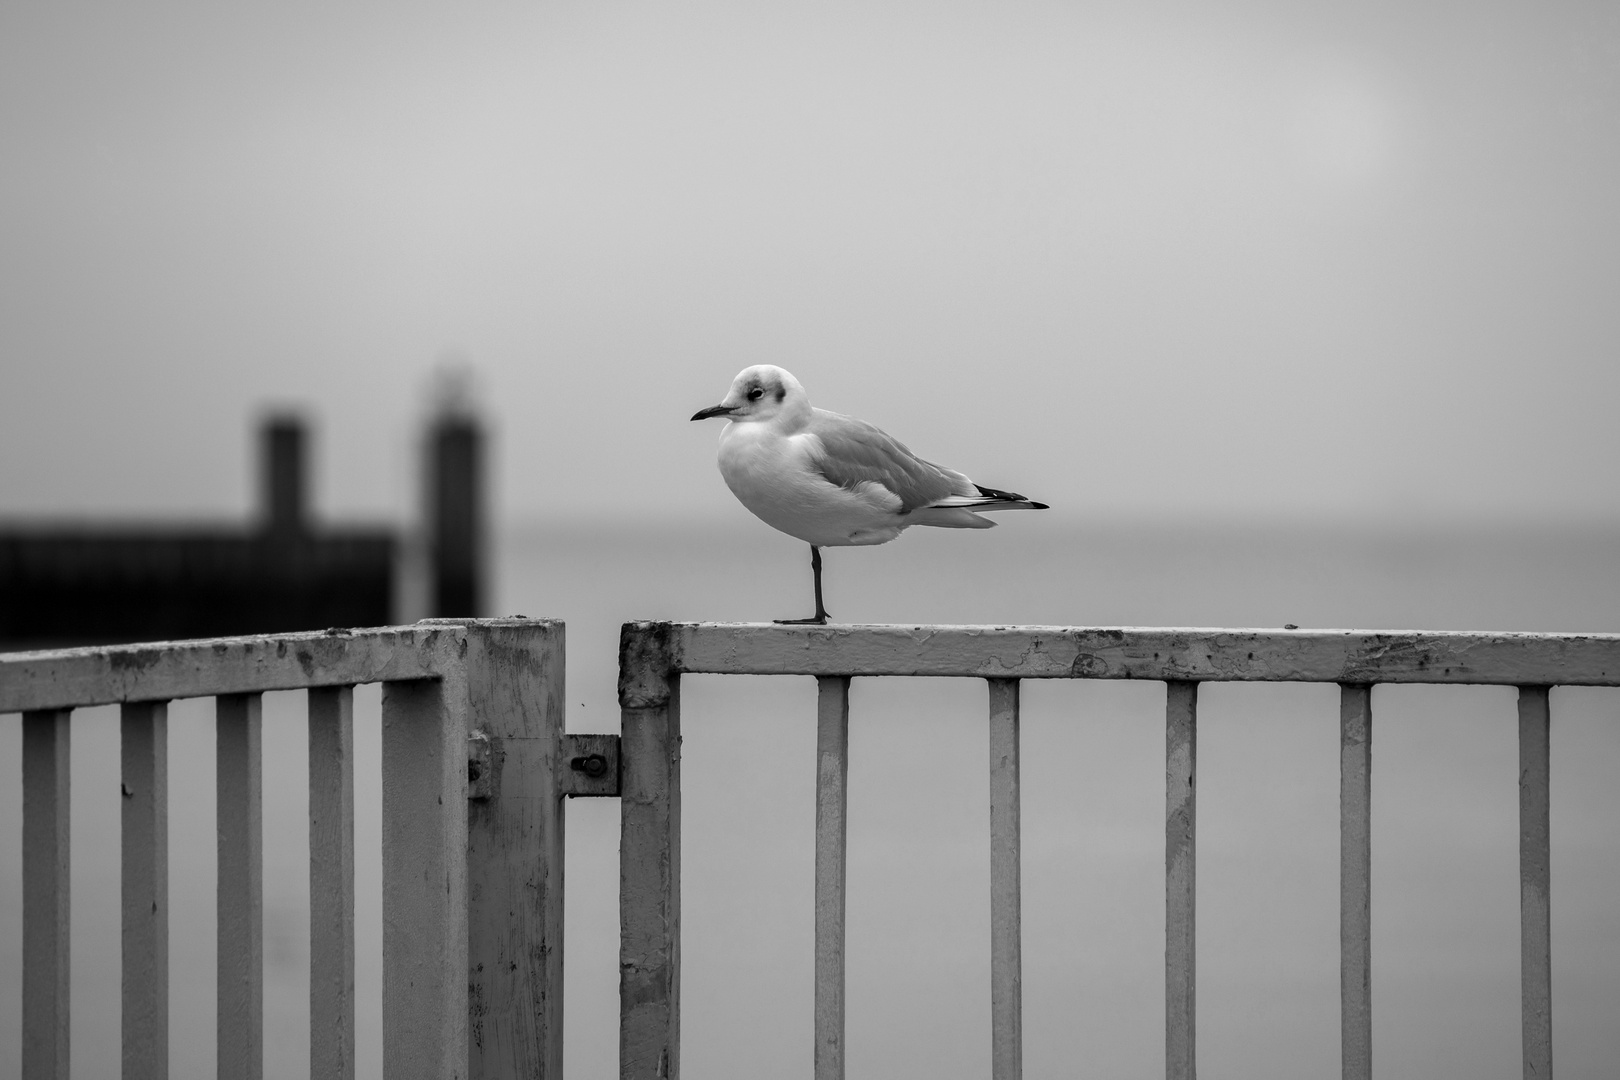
<box><xmin>261</xmin><ymin>414</ymin><xmax>306</xmax><ymax>539</ymax></box>
<box><xmin>1</xmin><ymin>410</ymin><xmax>394</xmax><ymax>648</ymax></box>
<box><xmin>619</xmin><ymin>624</ymin><xmax>681</xmax><ymax>1080</ymax></box>
<box><xmin>428</xmin><ymin>411</ymin><xmax>484</xmax><ymax>617</ymax></box>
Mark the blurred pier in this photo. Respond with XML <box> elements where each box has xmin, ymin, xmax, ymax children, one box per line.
<box><xmin>0</xmin><ymin>408</ymin><xmax>484</xmax><ymax>648</ymax></box>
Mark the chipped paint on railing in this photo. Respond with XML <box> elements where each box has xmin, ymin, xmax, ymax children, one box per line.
<box><xmin>0</xmin><ymin>625</ymin><xmax>468</xmax><ymax>713</ymax></box>
<box><xmin>659</xmin><ymin>623</ymin><xmax>1620</xmax><ymax>685</ymax></box>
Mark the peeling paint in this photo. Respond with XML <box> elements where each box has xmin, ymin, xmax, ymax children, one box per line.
<box><xmin>107</xmin><ymin>648</ymin><xmax>162</xmax><ymax>673</ymax></box>
<box><xmin>619</xmin><ymin>621</ymin><xmax>677</xmax><ymax>708</ymax></box>
<box><xmin>1070</xmin><ymin>652</ymin><xmax>1110</xmax><ymax>678</ymax></box>
<box><xmin>664</xmin><ymin>623</ymin><xmax>1620</xmax><ymax>686</ymax></box>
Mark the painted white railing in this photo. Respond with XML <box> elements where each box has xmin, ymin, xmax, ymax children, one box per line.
<box><xmin>615</xmin><ymin>622</ymin><xmax>1620</xmax><ymax>1080</ymax></box>
<box><xmin>1</xmin><ymin>618</ymin><xmax>607</xmax><ymax>1080</ymax></box>
<box><xmin>11</xmin><ymin>619</ymin><xmax>1618</xmax><ymax>1079</ymax></box>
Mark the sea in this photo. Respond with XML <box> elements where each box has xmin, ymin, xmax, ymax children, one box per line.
<box><xmin>2</xmin><ymin>515</ymin><xmax>1619</xmax><ymax>1079</ymax></box>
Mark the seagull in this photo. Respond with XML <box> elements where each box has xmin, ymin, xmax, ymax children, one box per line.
<box><xmin>690</xmin><ymin>365</ymin><xmax>1048</xmax><ymax>624</ymax></box>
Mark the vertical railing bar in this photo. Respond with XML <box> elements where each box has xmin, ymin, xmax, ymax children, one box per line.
<box><xmin>814</xmin><ymin>676</ymin><xmax>852</xmax><ymax>1080</ymax></box>
<box><xmin>464</xmin><ymin>620</ymin><xmax>569</xmax><ymax>1079</ymax></box>
<box><xmin>121</xmin><ymin>700</ymin><xmax>169</xmax><ymax>1080</ymax></box>
<box><xmin>619</xmin><ymin>632</ymin><xmax>682</xmax><ymax>1080</ymax></box>
<box><xmin>1518</xmin><ymin>686</ymin><xmax>1552</xmax><ymax>1080</ymax></box>
<box><xmin>988</xmin><ymin>678</ymin><xmax>1023</xmax><ymax>1080</ymax></box>
<box><xmin>1339</xmin><ymin>684</ymin><xmax>1373</xmax><ymax>1080</ymax></box>
<box><xmin>309</xmin><ymin>686</ymin><xmax>356</xmax><ymax>1080</ymax></box>
<box><xmin>1164</xmin><ymin>680</ymin><xmax>1197</xmax><ymax>1080</ymax></box>
<box><xmin>218</xmin><ymin>693</ymin><xmax>264</xmax><ymax>1080</ymax></box>
<box><xmin>382</xmin><ymin>675</ymin><xmax>471</xmax><ymax>1080</ymax></box>
<box><xmin>23</xmin><ymin>709</ymin><xmax>71</xmax><ymax>1080</ymax></box>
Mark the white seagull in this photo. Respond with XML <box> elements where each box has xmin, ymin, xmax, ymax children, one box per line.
<box><xmin>690</xmin><ymin>365</ymin><xmax>1048</xmax><ymax>624</ymax></box>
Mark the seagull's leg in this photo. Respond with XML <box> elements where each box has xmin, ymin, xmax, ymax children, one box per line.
<box><xmin>810</xmin><ymin>545</ymin><xmax>829</xmax><ymax>621</ymax></box>
<box><xmin>775</xmin><ymin>544</ymin><xmax>830</xmax><ymax>625</ymax></box>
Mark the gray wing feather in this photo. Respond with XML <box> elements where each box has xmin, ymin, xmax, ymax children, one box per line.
<box><xmin>807</xmin><ymin>410</ymin><xmax>970</xmax><ymax>512</ymax></box>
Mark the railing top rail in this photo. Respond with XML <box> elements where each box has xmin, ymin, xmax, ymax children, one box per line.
<box><xmin>620</xmin><ymin>622</ymin><xmax>1620</xmax><ymax>697</ymax></box>
<box><xmin>0</xmin><ymin>622</ymin><xmax>535</xmax><ymax>713</ymax></box>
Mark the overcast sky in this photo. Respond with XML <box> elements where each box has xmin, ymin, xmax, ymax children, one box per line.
<box><xmin>2</xmin><ymin>0</ymin><xmax>1617</xmax><ymax>526</ymax></box>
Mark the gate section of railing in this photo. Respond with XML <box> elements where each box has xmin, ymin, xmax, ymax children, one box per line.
<box><xmin>616</xmin><ymin>621</ymin><xmax>1620</xmax><ymax>1080</ymax></box>
<box><xmin>3</xmin><ymin>617</ymin><xmax>600</xmax><ymax>1080</ymax></box>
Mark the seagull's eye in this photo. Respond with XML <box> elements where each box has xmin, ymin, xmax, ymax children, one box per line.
<box><xmin>747</xmin><ymin>387</ymin><xmax>765</xmax><ymax>401</ymax></box>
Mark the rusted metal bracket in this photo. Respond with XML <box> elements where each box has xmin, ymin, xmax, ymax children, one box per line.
<box><xmin>470</xmin><ymin>731</ymin><xmax>620</xmax><ymax>799</ymax></box>
<box><xmin>560</xmin><ymin>733</ymin><xmax>620</xmax><ymax>797</ymax></box>
<box><xmin>467</xmin><ymin>731</ymin><xmax>496</xmax><ymax>800</ymax></box>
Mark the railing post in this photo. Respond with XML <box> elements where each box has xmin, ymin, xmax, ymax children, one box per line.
<box><xmin>1518</xmin><ymin>686</ymin><xmax>1552</xmax><ymax>1080</ymax></box>
<box><xmin>619</xmin><ymin>623</ymin><xmax>682</xmax><ymax>1080</ymax></box>
<box><xmin>463</xmin><ymin>619</ymin><xmax>569</xmax><ymax>1079</ymax></box>
<box><xmin>217</xmin><ymin>693</ymin><xmax>264</xmax><ymax>1080</ymax></box>
<box><xmin>122</xmin><ymin>701</ymin><xmax>169</xmax><ymax>1080</ymax></box>
<box><xmin>382</xmin><ymin>661</ymin><xmax>470</xmax><ymax>1080</ymax></box>
<box><xmin>1165</xmin><ymin>681</ymin><xmax>1197</xmax><ymax>1080</ymax></box>
<box><xmin>815</xmin><ymin>676</ymin><xmax>851</xmax><ymax>1080</ymax></box>
<box><xmin>1339</xmin><ymin>684</ymin><xmax>1372</xmax><ymax>1080</ymax></box>
<box><xmin>309</xmin><ymin>686</ymin><xmax>357</xmax><ymax>1080</ymax></box>
<box><xmin>23</xmin><ymin>709</ymin><xmax>71</xmax><ymax>1080</ymax></box>
<box><xmin>988</xmin><ymin>678</ymin><xmax>1022</xmax><ymax>1080</ymax></box>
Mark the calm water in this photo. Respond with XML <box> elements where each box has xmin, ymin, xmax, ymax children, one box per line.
<box><xmin>3</xmin><ymin>517</ymin><xmax>1619</xmax><ymax>1079</ymax></box>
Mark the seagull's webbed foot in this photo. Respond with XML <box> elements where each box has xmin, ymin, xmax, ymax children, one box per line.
<box><xmin>774</xmin><ymin>614</ymin><xmax>829</xmax><ymax>626</ymax></box>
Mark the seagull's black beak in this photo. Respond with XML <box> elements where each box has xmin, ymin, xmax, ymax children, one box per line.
<box><xmin>690</xmin><ymin>404</ymin><xmax>735</xmax><ymax>421</ymax></box>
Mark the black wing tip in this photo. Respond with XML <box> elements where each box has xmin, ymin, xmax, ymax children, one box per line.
<box><xmin>975</xmin><ymin>483</ymin><xmax>1049</xmax><ymax>509</ymax></box>
<box><xmin>973</xmin><ymin>483</ymin><xmax>1021</xmax><ymax>499</ymax></box>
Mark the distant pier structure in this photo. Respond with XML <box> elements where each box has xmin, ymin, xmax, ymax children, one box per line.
<box><xmin>426</xmin><ymin>403</ymin><xmax>484</xmax><ymax>620</ymax></box>
<box><xmin>0</xmin><ymin>409</ymin><xmax>485</xmax><ymax>649</ymax></box>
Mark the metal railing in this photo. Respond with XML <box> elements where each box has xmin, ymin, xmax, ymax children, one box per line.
<box><xmin>9</xmin><ymin>619</ymin><xmax>1616</xmax><ymax>1078</ymax></box>
<box><xmin>615</xmin><ymin>621</ymin><xmax>1620</xmax><ymax>1080</ymax></box>
<box><xmin>2</xmin><ymin>618</ymin><xmax>592</xmax><ymax>1080</ymax></box>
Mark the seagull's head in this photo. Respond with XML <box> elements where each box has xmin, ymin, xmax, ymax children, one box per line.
<box><xmin>690</xmin><ymin>365</ymin><xmax>809</xmax><ymax>426</ymax></box>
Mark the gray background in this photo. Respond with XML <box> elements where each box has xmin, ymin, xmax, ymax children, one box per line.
<box><xmin>3</xmin><ymin>1</ymin><xmax>1620</xmax><ymax>1077</ymax></box>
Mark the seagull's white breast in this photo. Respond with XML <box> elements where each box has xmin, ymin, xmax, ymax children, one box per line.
<box><xmin>716</xmin><ymin>421</ymin><xmax>906</xmax><ymax>547</ymax></box>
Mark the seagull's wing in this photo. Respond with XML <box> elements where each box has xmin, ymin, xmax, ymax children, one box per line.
<box><xmin>805</xmin><ymin>410</ymin><xmax>970</xmax><ymax>512</ymax></box>
<box><xmin>926</xmin><ymin>484</ymin><xmax>1048</xmax><ymax>511</ymax></box>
